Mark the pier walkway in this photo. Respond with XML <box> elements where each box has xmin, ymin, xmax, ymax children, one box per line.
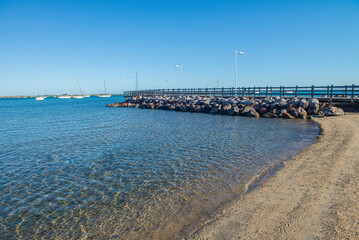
<box><xmin>124</xmin><ymin>85</ymin><xmax>359</xmax><ymax>106</ymax></box>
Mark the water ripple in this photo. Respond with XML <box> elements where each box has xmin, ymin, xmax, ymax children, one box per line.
<box><xmin>0</xmin><ymin>97</ymin><xmax>319</xmax><ymax>239</ymax></box>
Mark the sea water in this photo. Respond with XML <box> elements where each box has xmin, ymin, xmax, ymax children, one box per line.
<box><xmin>0</xmin><ymin>96</ymin><xmax>319</xmax><ymax>239</ymax></box>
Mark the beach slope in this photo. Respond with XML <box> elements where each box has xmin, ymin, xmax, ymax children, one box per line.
<box><xmin>190</xmin><ymin>113</ymin><xmax>359</xmax><ymax>240</ymax></box>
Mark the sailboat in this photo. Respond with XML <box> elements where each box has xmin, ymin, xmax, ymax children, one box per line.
<box><xmin>82</xmin><ymin>85</ymin><xmax>90</xmax><ymax>97</ymax></box>
<box><xmin>35</xmin><ymin>80</ymin><xmax>44</xmax><ymax>100</ymax></box>
<box><xmin>58</xmin><ymin>80</ymin><xmax>72</xmax><ymax>99</ymax></box>
<box><xmin>72</xmin><ymin>81</ymin><xmax>84</xmax><ymax>99</ymax></box>
<box><xmin>98</xmin><ymin>79</ymin><xmax>111</xmax><ymax>97</ymax></box>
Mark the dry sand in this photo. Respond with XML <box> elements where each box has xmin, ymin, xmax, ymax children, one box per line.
<box><xmin>189</xmin><ymin>113</ymin><xmax>359</xmax><ymax>240</ymax></box>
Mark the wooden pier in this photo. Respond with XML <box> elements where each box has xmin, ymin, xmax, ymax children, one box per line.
<box><xmin>124</xmin><ymin>85</ymin><xmax>359</xmax><ymax>105</ymax></box>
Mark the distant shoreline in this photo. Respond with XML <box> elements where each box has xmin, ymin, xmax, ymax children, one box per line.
<box><xmin>0</xmin><ymin>94</ymin><xmax>124</xmax><ymax>99</ymax></box>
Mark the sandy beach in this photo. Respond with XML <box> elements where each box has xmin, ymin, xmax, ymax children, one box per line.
<box><xmin>190</xmin><ymin>113</ymin><xmax>359</xmax><ymax>240</ymax></box>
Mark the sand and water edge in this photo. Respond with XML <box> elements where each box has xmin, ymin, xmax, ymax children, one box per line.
<box><xmin>188</xmin><ymin>113</ymin><xmax>359</xmax><ymax>240</ymax></box>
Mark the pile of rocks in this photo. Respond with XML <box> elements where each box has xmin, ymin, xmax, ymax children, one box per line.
<box><xmin>107</xmin><ymin>96</ymin><xmax>345</xmax><ymax>119</ymax></box>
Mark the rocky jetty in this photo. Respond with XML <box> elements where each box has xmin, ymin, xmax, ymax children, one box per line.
<box><xmin>107</xmin><ymin>96</ymin><xmax>345</xmax><ymax>119</ymax></box>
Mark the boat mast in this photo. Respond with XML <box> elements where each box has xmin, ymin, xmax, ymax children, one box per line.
<box><xmin>77</xmin><ymin>81</ymin><xmax>83</xmax><ymax>95</ymax></box>
<box><xmin>66</xmin><ymin>80</ymin><xmax>69</xmax><ymax>95</ymax></box>
<box><xmin>104</xmin><ymin>79</ymin><xmax>107</xmax><ymax>94</ymax></box>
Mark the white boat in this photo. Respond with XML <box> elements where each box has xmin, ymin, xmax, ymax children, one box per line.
<box><xmin>83</xmin><ymin>85</ymin><xmax>91</xmax><ymax>97</ymax></box>
<box><xmin>35</xmin><ymin>81</ymin><xmax>45</xmax><ymax>100</ymax></box>
<box><xmin>72</xmin><ymin>81</ymin><xmax>84</xmax><ymax>99</ymax></box>
<box><xmin>58</xmin><ymin>81</ymin><xmax>72</xmax><ymax>99</ymax></box>
<box><xmin>72</xmin><ymin>96</ymin><xmax>84</xmax><ymax>99</ymax></box>
<box><xmin>98</xmin><ymin>79</ymin><xmax>111</xmax><ymax>97</ymax></box>
<box><xmin>58</xmin><ymin>95</ymin><xmax>72</xmax><ymax>99</ymax></box>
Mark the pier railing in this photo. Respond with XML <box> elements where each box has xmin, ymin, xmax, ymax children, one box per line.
<box><xmin>124</xmin><ymin>85</ymin><xmax>359</xmax><ymax>102</ymax></box>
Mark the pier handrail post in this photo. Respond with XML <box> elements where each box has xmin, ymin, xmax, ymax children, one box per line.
<box><xmin>279</xmin><ymin>86</ymin><xmax>282</xmax><ymax>98</ymax></box>
<box><xmin>270</xmin><ymin>86</ymin><xmax>272</xmax><ymax>97</ymax></box>
<box><xmin>266</xmin><ymin>86</ymin><xmax>268</xmax><ymax>98</ymax></box>
<box><xmin>345</xmin><ymin>85</ymin><xmax>348</xmax><ymax>98</ymax></box>
<box><xmin>254</xmin><ymin>86</ymin><xmax>256</xmax><ymax>97</ymax></box>
<box><xmin>330</xmin><ymin>85</ymin><xmax>334</xmax><ymax>100</ymax></box>
<box><xmin>352</xmin><ymin>84</ymin><xmax>355</xmax><ymax>102</ymax></box>
<box><xmin>311</xmin><ymin>85</ymin><xmax>314</xmax><ymax>98</ymax></box>
<box><xmin>295</xmin><ymin>85</ymin><xmax>298</xmax><ymax>98</ymax></box>
<box><xmin>327</xmin><ymin>85</ymin><xmax>330</xmax><ymax>97</ymax></box>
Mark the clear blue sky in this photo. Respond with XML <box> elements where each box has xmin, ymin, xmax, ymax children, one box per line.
<box><xmin>0</xmin><ymin>0</ymin><xmax>358</xmax><ymax>96</ymax></box>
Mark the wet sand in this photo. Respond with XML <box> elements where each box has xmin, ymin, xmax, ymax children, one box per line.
<box><xmin>189</xmin><ymin>113</ymin><xmax>359</xmax><ymax>239</ymax></box>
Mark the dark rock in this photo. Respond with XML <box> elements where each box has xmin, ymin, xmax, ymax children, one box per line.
<box><xmin>201</xmin><ymin>105</ymin><xmax>212</xmax><ymax>113</ymax></box>
<box><xmin>291</xmin><ymin>109</ymin><xmax>299</xmax><ymax>118</ymax></box>
<box><xmin>299</xmin><ymin>99</ymin><xmax>309</xmax><ymax>109</ymax></box>
<box><xmin>258</xmin><ymin>107</ymin><xmax>268</xmax><ymax>115</ymax></box>
<box><xmin>244</xmin><ymin>99</ymin><xmax>255</xmax><ymax>106</ymax></box>
<box><xmin>307</xmin><ymin>98</ymin><xmax>320</xmax><ymax>115</ymax></box>
<box><xmin>297</xmin><ymin>107</ymin><xmax>307</xmax><ymax>119</ymax></box>
<box><xmin>220</xmin><ymin>104</ymin><xmax>232</xmax><ymax>115</ymax></box>
<box><xmin>282</xmin><ymin>112</ymin><xmax>295</xmax><ymax>119</ymax></box>
<box><xmin>228</xmin><ymin>106</ymin><xmax>239</xmax><ymax>116</ymax></box>
<box><xmin>262</xmin><ymin>112</ymin><xmax>278</xmax><ymax>118</ymax></box>
<box><xmin>277</xmin><ymin>109</ymin><xmax>287</xmax><ymax>117</ymax></box>
<box><xmin>242</xmin><ymin>106</ymin><xmax>254</xmax><ymax>116</ymax></box>
<box><xmin>246</xmin><ymin>109</ymin><xmax>259</xmax><ymax>118</ymax></box>
<box><xmin>210</xmin><ymin>107</ymin><xmax>220</xmax><ymax>114</ymax></box>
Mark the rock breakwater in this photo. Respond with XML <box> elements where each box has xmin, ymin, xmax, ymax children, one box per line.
<box><xmin>107</xmin><ymin>96</ymin><xmax>345</xmax><ymax>119</ymax></box>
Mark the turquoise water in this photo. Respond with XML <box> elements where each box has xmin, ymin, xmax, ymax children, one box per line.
<box><xmin>0</xmin><ymin>96</ymin><xmax>319</xmax><ymax>239</ymax></box>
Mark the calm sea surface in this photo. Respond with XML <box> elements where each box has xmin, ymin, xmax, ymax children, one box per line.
<box><xmin>0</xmin><ymin>96</ymin><xmax>319</xmax><ymax>239</ymax></box>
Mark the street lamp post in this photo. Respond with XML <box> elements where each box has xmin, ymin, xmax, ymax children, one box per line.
<box><xmin>124</xmin><ymin>73</ymin><xmax>131</xmax><ymax>93</ymax></box>
<box><xmin>175</xmin><ymin>64</ymin><xmax>183</xmax><ymax>89</ymax></box>
<box><xmin>235</xmin><ymin>49</ymin><xmax>244</xmax><ymax>97</ymax></box>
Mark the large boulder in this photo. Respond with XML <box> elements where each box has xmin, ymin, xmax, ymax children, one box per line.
<box><xmin>228</xmin><ymin>106</ymin><xmax>240</xmax><ymax>116</ymax></box>
<box><xmin>297</xmin><ymin>107</ymin><xmax>307</xmax><ymax>119</ymax></box>
<box><xmin>299</xmin><ymin>99</ymin><xmax>309</xmax><ymax>109</ymax></box>
<box><xmin>246</xmin><ymin>109</ymin><xmax>260</xmax><ymax>118</ymax></box>
<box><xmin>106</xmin><ymin>102</ymin><xmax>121</xmax><ymax>107</ymax></box>
<box><xmin>258</xmin><ymin>107</ymin><xmax>268</xmax><ymax>115</ymax></box>
<box><xmin>201</xmin><ymin>105</ymin><xmax>212</xmax><ymax>113</ymax></box>
<box><xmin>324</xmin><ymin>107</ymin><xmax>345</xmax><ymax>116</ymax></box>
<box><xmin>307</xmin><ymin>98</ymin><xmax>320</xmax><ymax>115</ymax></box>
<box><xmin>180</xmin><ymin>105</ymin><xmax>188</xmax><ymax>112</ymax></box>
<box><xmin>220</xmin><ymin>104</ymin><xmax>232</xmax><ymax>115</ymax></box>
<box><xmin>244</xmin><ymin>99</ymin><xmax>255</xmax><ymax>106</ymax></box>
<box><xmin>277</xmin><ymin>109</ymin><xmax>287</xmax><ymax>117</ymax></box>
<box><xmin>210</xmin><ymin>106</ymin><xmax>220</xmax><ymax>114</ymax></box>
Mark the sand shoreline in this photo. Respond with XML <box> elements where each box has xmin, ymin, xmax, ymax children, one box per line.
<box><xmin>189</xmin><ymin>113</ymin><xmax>359</xmax><ymax>239</ymax></box>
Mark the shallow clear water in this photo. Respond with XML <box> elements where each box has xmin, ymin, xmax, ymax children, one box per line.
<box><xmin>0</xmin><ymin>96</ymin><xmax>319</xmax><ymax>239</ymax></box>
